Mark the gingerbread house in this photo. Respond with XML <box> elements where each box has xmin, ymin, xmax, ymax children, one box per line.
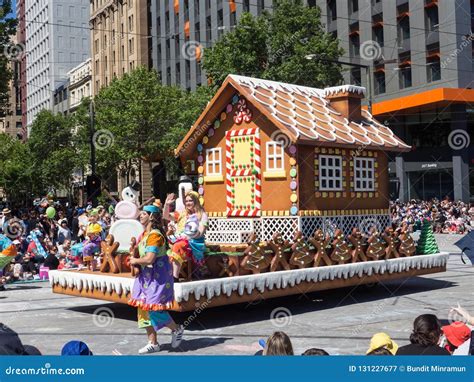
<box><xmin>176</xmin><ymin>75</ymin><xmax>410</xmax><ymax>244</ymax></box>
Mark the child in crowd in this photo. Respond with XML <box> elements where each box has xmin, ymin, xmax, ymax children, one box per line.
<box><xmin>263</xmin><ymin>332</ymin><xmax>294</xmax><ymax>356</ymax></box>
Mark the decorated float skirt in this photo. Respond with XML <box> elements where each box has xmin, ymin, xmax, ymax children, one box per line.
<box><xmin>128</xmin><ymin>229</ymin><xmax>174</xmax><ymax>331</ymax></box>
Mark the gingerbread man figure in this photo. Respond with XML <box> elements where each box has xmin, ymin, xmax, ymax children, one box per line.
<box><xmin>330</xmin><ymin>229</ymin><xmax>352</xmax><ymax>265</ymax></box>
<box><xmin>290</xmin><ymin>231</ymin><xmax>314</xmax><ymax>269</ymax></box>
<box><xmin>309</xmin><ymin>229</ymin><xmax>332</xmax><ymax>267</ymax></box>
<box><xmin>100</xmin><ymin>235</ymin><xmax>120</xmax><ymax>274</ymax></box>
<box><xmin>382</xmin><ymin>227</ymin><xmax>400</xmax><ymax>259</ymax></box>
<box><xmin>348</xmin><ymin>228</ymin><xmax>367</xmax><ymax>263</ymax></box>
<box><xmin>269</xmin><ymin>232</ymin><xmax>292</xmax><ymax>272</ymax></box>
<box><xmin>241</xmin><ymin>233</ymin><xmax>272</xmax><ymax>274</ymax></box>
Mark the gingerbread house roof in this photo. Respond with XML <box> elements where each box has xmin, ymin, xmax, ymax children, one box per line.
<box><xmin>176</xmin><ymin>75</ymin><xmax>410</xmax><ymax>156</ymax></box>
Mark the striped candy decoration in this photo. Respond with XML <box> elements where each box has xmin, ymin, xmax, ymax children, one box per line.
<box><xmin>226</xmin><ymin>128</ymin><xmax>261</xmax><ymax>217</ymax></box>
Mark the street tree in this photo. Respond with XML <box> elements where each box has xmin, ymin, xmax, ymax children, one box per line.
<box><xmin>202</xmin><ymin>0</ymin><xmax>344</xmax><ymax>90</ymax></box>
<box><xmin>27</xmin><ymin>110</ymin><xmax>79</xmax><ymax>195</ymax></box>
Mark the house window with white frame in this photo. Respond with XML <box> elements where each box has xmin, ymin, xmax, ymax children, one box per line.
<box><xmin>206</xmin><ymin>148</ymin><xmax>222</xmax><ymax>176</ymax></box>
<box><xmin>354</xmin><ymin>157</ymin><xmax>375</xmax><ymax>191</ymax></box>
<box><xmin>319</xmin><ymin>155</ymin><xmax>343</xmax><ymax>190</ymax></box>
<box><xmin>266</xmin><ymin>141</ymin><xmax>284</xmax><ymax>171</ymax></box>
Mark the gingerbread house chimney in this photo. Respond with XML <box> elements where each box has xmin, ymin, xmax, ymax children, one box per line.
<box><xmin>324</xmin><ymin>85</ymin><xmax>365</xmax><ymax>122</ymax></box>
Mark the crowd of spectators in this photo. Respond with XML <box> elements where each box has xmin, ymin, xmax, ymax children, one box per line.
<box><xmin>0</xmin><ymin>203</ymin><xmax>112</xmax><ymax>286</ymax></box>
<box><xmin>390</xmin><ymin>199</ymin><xmax>474</xmax><ymax>234</ymax></box>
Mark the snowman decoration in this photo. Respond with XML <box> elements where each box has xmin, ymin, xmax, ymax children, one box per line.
<box><xmin>175</xmin><ymin>175</ymin><xmax>194</xmax><ymax>212</ymax></box>
<box><xmin>109</xmin><ymin>181</ymin><xmax>143</xmax><ymax>252</ymax></box>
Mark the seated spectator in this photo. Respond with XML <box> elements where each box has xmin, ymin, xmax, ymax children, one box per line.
<box><xmin>43</xmin><ymin>249</ymin><xmax>59</xmax><ymax>270</ymax></box>
<box><xmin>367</xmin><ymin>347</ymin><xmax>393</xmax><ymax>355</ymax></box>
<box><xmin>61</xmin><ymin>340</ymin><xmax>93</xmax><ymax>356</ymax></box>
<box><xmin>396</xmin><ymin>314</ymin><xmax>450</xmax><ymax>355</ymax></box>
<box><xmin>441</xmin><ymin>322</ymin><xmax>471</xmax><ymax>355</ymax></box>
<box><xmin>301</xmin><ymin>348</ymin><xmax>329</xmax><ymax>355</ymax></box>
<box><xmin>0</xmin><ymin>324</ymin><xmax>42</xmax><ymax>355</ymax></box>
<box><xmin>263</xmin><ymin>332</ymin><xmax>294</xmax><ymax>356</ymax></box>
<box><xmin>366</xmin><ymin>332</ymin><xmax>398</xmax><ymax>355</ymax></box>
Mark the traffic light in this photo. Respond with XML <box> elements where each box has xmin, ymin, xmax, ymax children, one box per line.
<box><xmin>86</xmin><ymin>174</ymin><xmax>101</xmax><ymax>199</ymax></box>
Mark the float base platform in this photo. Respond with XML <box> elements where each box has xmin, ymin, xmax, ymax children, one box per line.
<box><xmin>50</xmin><ymin>253</ymin><xmax>448</xmax><ymax>312</ymax></box>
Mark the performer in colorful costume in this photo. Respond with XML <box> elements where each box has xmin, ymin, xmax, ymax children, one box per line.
<box><xmin>163</xmin><ymin>191</ymin><xmax>208</xmax><ymax>279</ymax></box>
<box><xmin>0</xmin><ymin>234</ymin><xmax>17</xmax><ymax>270</ymax></box>
<box><xmin>82</xmin><ymin>210</ymin><xmax>102</xmax><ymax>266</ymax></box>
<box><xmin>128</xmin><ymin>204</ymin><xmax>184</xmax><ymax>354</ymax></box>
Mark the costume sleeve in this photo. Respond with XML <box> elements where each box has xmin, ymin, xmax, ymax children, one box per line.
<box><xmin>145</xmin><ymin>232</ymin><xmax>165</xmax><ymax>254</ymax></box>
<box><xmin>200</xmin><ymin>212</ymin><xmax>209</xmax><ymax>228</ymax></box>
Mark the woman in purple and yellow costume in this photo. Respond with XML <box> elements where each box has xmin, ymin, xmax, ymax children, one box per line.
<box><xmin>163</xmin><ymin>191</ymin><xmax>208</xmax><ymax>280</ymax></box>
<box><xmin>128</xmin><ymin>203</ymin><xmax>184</xmax><ymax>354</ymax></box>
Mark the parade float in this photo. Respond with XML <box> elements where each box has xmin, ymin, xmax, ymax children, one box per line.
<box><xmin>50</xmin><ymin>75</ymin><xmax>448</xmax><ymax>312</ymax></box>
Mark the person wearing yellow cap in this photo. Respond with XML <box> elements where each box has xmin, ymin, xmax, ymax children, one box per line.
<box><xmin>82</xmin><ymin>210</ymin><xmax>103</xmax><ymax>270</ymax></box>
<box><xmin>163</xmin><ymin>190</ymin><xmax>208</xmax><ymax>280</ymax></box>
<box><xmin>366</xmin><ymin>332</ymin><xmax>398</xmax><ymax>355</ymax></box>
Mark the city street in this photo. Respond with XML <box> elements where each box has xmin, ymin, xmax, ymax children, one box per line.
<box><xmin>1</xmin><ymin>234</ymin><xmax>472</xmax><ymax>356</ymax></box>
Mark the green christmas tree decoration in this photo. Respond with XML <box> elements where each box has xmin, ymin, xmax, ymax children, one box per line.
<box><xmin>416</xmin><ymin>219</ymin><xmax>439</xmax><ymax>255</ymax></box>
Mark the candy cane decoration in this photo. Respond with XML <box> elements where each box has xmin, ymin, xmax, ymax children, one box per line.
<box><xmin>226</xmin><ymin>128</ymin><xmax>261</xmax><ymax>217</ymax></box>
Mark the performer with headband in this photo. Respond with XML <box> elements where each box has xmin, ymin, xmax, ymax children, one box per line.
<box><xmin>128</xmin><ymin>203</ymin><xmax>184</xmax><ymax>354</ymax></box>
<box><xmin>163</xmin><ymin>191</ymin><xmax>209</xmax><ymax>280</ymax></box>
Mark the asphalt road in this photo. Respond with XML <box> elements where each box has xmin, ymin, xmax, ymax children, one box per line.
<box><xmin>1</xmin><ymin>234</ymin><xmax>472</xmax><ymax>355</ymax></box>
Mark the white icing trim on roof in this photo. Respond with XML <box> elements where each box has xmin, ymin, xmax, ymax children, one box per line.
<box><xmin>324</xmin><ymin>85</ymin><xmax>366</xmax><ymax>97</ymax></box>
<box><xmin>228</xmin><ymin>74</ymin><xmax>408</xmax><ymax>150</ymax></box>
<box><xmin>230</xmin><ymin>74</ymin><xmax>325</xmax><ymax>97</ymax></box>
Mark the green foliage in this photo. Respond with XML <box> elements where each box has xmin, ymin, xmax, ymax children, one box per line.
<box><xmin>0</xmin><ymin>0</ymin><xmax>17</xmax><ymax>115</ymax></box>
<box><xmin>27</xmin><ymin>110</ymin><xmax>80</xmax><ymax>193</ymax></box>
<box><xmin>202</xmin><ymin>0</ymin><xmax>344</xmax><ymax>90</ymax></box>
<box><xmin>82</xmin><ymin>67</ymin><xmax>212</xmax><ymax>183</ymax></box>
<box><xmin>0</xmin><ymin>133</ymin><xmax>34</xmax><ymax>204</ymax></box>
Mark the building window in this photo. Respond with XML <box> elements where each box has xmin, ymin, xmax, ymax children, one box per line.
<box><xmin>425</xmin><ymin>6</ymin><xmax>439</xmax><ymax>32</ymax></box>
<box><xmin>399</xmin><ymin>66</ymin><xmax>412</xmax><ymax>88</ymax></box>
<box><xmin>206</xmin><ymin>148</ymin><xmax>222</xmax><ymax>176</ymax></box>
<box><xmin>374</xmin><ymin>71</ymin><xmax>386</xmax><ymax>94</ymax></box>
<box><xmin>354</xmin><ymin>157</ymin><xmax>375</xmax><ymax>191</ymax></box>
<box><xmin>319</xmin><ymin>155</ymin><xmax>343</xmax><ymax>191</ymax></box>
<box><xmin>351</xmin><ymin>68</ymin><xmax>361</xmax><ymax>86</ymax></box>
<box><xmin>128</xmin><ymin>15</ymin><xmax>133</xmax><ymax>31</ymax></box>
<box><xmin>349</xmin><ymin>0</ymin><xmax>358</xmax><ymax>13</ymax></box>
<box><xmin>129</xmin><ymin>38</ymin><xmax>134</xmax><ymax>54</ymax></box>
<box><xmin>266</xmin><ymin>141</ymin><xmax>284</xmax><ymax>171</ymax></box>
<box><xmin>328</xmin><ymin>0</ymin><xmax>337</xmax><ymax>21</ymax></box>
<box><xmin>427</xmin><ymin>60</ymin><xmax>441</xmax><ymax>82</ymax></box>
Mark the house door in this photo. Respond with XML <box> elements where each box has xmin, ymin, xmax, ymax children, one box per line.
<box><xmin>225</xmin><ymin>128</ymin><xmax>261</xmax><ymax>217</ymax></box>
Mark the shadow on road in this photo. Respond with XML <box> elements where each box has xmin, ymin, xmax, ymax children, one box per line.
<box><xmin>66</xmin><ymin>274</ymin><xmax>455</xmax><ymax>331</ymax></box>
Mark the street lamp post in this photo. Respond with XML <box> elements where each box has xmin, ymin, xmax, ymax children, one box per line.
<box><xmin>305</xmin><ymin>55</ymin><xmax>373</xmax><ymax>114</ymax></box>
<box><xmin>89</xmin><ymin>99</ymin><xmax>96</xmax><ymax>175</ymax></box>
